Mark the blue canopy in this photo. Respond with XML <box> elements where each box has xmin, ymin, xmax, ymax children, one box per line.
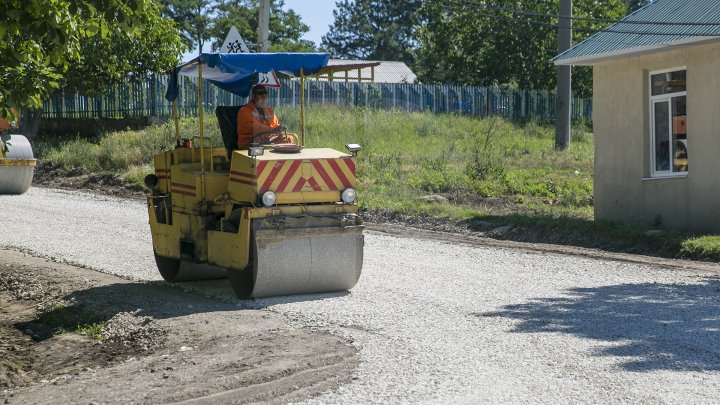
<box><xmin>165</xmin><ymin>53</ymin><xmax>330</xmax><ymax>101</ymax></box>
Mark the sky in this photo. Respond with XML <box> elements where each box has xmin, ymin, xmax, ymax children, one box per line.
<box><xmin>282</xmin><ymin>0</ymin><xmax>337</xmax><ymax>46</ymax></box>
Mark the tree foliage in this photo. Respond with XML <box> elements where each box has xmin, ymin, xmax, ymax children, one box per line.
<box><xmin>626</xmin><ymin>0</ymin><xmax>652</xmax><ymax>12</ymax></box>
<box><xmin>63</xmin><ymin>1</ymin><xmax>184</xmax><ymax>95</ymax></box>
<box><xmin>416</xmin><ymin>0</ymin><xmax>627</xmax><ymax>95</ymax></box>
<box><xmin>321</xmin><ymin>0</ymin><xmax>422</xmax><ymax>66</ymax></box>
<box><xmin>1</xmin><ymin>0</ymin><xmax>157</xmax><ymax>116</ymax></box>
<box><xmin>209</xmin><ymin>0</ymin><xmax>315</xmax><ymax>52</ymax></box>
<box><xmin>161</xmin><ymin>0</ymin><xmax>215</xmax><ymax>54</ymax></box>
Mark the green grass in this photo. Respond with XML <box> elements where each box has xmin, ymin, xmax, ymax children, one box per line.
<box><xmin>680</xmin><ymin>236</ymin><xmax>720</xmax><ymax>261</ymax></box>
<box><xmin>36</xmin><ymin>116</ymin><xmax>224</xmax><ymax>186</ymax></box>
<box><xmin>30</xmin><ymin>303</ymin><xmax>107</xmax><ymax>341</ymax></box>
<box><xmin>289</xmin><ymin>107</ymin><xmax>594</xmax><ymax>218</ymax></box>
<box><xmin>34</xmin><ymin>105</ymin><xmax>720</xmax><ymax>261</ymax></box>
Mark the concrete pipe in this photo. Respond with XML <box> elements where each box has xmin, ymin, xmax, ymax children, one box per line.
<box><xmin>0</xmin><ymin>134</ymin><xmax>36</xmax><ymax>195</ymax></box>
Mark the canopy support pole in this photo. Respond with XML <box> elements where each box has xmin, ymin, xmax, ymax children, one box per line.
<box><xmin>173</xmin><ymin>101</ymin><xmax>180</xmax><ymax>147</ymax></box>
<box><xmin>300</xmin><ymin>67</ymin><xmax>305</xmax><ymax>146</ymax></box>
<box><xmin>198</xmin><ymin>62</ymin><xmax>207</xmax><ymax>202</ymax></box>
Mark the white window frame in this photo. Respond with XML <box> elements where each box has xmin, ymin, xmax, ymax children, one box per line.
<box><xmin>649</xmin><ymin>66</ymin><xmax>687</xmax><ymax>178</ymax></box>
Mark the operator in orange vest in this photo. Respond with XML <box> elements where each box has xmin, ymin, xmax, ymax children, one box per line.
<box><xmin>236</xmin><ymin>84</ymin><xmax>291</xmax><ymax>149</ymax></box>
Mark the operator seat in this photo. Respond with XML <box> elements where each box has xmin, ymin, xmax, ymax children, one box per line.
<box><xmin>215</xmin><ymin>106</ymin><xmax>241</xmax><ymax>157</ymax></box>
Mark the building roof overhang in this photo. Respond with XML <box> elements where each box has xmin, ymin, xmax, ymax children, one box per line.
<box><xmin>554</xmin><ymin>36</ymin><xmax>720</xmax><ymax>66</ymax></box>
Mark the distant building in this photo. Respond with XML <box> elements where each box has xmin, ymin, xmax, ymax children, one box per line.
<box><xmin>553</xmin><ymin>0</ymin><xmax>720</xmax><ymax>232</ymax></box>
<box><xmin>313</xmin><ymin>59</ymin><xmax>417</xmax><ymax>84</ymax></box>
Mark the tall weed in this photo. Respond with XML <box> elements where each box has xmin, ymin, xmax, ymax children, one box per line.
<box><xmin>44</xmin><ymin>139</ymin><xmax>102</xmax><ymax>171</ymax></box>
<box><xmin>466</xmin><ymin>116</ymin><xmax>505</xmax><ymax>181</ymax></box>
<box><xmin>39</xmin><ymin>105</ymin><xmax>594</xmax><ymax>214</ymax></box>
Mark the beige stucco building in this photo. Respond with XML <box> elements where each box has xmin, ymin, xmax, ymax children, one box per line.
<box><xmin>554</xmin><ymin>0</ymin><xmax>720</xmax><ymax>232</ymax></box>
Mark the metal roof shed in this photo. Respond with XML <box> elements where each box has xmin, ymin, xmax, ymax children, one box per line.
<box><xmin>552</xmin><ymin>0</ymin><xmax>720</xmax><ymax>232</ymax></box>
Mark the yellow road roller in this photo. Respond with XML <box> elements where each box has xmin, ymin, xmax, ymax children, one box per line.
<box><xmin>145</xmin><ymin>53</ymin><xmax>364</xmax><ymax>298</ymax></box>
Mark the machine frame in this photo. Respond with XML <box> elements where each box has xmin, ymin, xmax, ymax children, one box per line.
<box><xmin>146</xmin><ymin>53</ymin><xmax>365</xmax><ymax>299</ymax></box>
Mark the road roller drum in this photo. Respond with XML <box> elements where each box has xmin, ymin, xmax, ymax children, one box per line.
<box><xmin>0</xmin><ymin>134</ymin><xmax>36</xmax><ymax>195</ymax></box>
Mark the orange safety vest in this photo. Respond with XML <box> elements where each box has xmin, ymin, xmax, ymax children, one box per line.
<box><xmin>236</xmin><ymin>102</ymin><xmax>279</xmax><ymax>149</ymax></box>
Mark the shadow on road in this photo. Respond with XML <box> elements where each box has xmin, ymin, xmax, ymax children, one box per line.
<box><xmin>479</xmin><ymin>278</ymin><xmax>720</xmax><ymax>371</ymax></box>
<box><xmin>68</xmin><ymin>280</ymin><xmax>349</xmax><ymax>316</ymax></box>
<box><xmin>18</xmin><ymin>280</ymin><xmax>349</xmax><ymax>341</ymax></box>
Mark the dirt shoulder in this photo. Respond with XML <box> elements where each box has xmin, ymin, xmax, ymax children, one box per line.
<box><xmin>366</xmin><ymin>223</ymin><xmax>720</xmax><ymax>275</ymax></box>
<box><xmin>0</xmin><ymin>249</ymin><xmax>357</xmax><ymax>404</ymax></box>
<box><xmin>32</xmin><ymin>161</ymin><xmax>146</xmax><ymax>200</ymax></box>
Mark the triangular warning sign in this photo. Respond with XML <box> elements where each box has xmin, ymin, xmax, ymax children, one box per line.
<box><xmin>220</xmin><ymin>26</ymin><xmax>250</xmax><ymax>53</ymax></box>
<box><xmin>257</xmin><ymin>71</ymin><xmax>280</xmax><ymax>88</ymax></box>
<box><xmin>220</xmin><ymin>26</ymin><xmax>280</xmax><ymax>88</ymax></box>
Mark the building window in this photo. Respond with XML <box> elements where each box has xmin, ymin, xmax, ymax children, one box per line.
<box><xmin>650</xmin><ymin>68</ymin><xmax>687</xmax><ymax>176</ymax></box>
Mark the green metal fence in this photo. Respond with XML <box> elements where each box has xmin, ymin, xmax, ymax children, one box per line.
<box><xmin>41</xmin><ymin>76</ymin><xmax>592</xmax><ymax>122</ymax></box>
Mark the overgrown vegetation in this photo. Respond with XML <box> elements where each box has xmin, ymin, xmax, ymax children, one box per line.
<box><xmin>36</xmin><ymin>116</ymin><xmax>222</xmax><ymax>176</ymax></box>
<box><xmin>34</xmin><ymin>105</ymin><xmax>720</xmax><ymax>261</ymax></box>
<box><xmin>292</xmin><ymin>107</ymin><xmax>594</xmax><ymax>218</ymax></box>
<box><xmin>24</xmin><ymin>303</ymin><xmax>106</xmax><ymax>341</ymax></box>
<box><xmin>680</xmin><ymin>236</ymin><xmax>720</xmax><ymax>261</ymax></box>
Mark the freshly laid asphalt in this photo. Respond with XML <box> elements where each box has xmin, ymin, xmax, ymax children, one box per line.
<box><xmin>3</xmin><ymin>187</ymin><xmax>720</xmax><ymax>403</ymax></box>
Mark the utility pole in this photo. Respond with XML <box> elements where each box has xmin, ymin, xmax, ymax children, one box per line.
<box><xmin>555</xmin><ymin>0</ymin><xmax>572</xmax><ymax>150</ymax></box>
<box><xmin>258</xmin><ymin>0</ymin><xmax>271</xmax><ymax>52</ymax></box>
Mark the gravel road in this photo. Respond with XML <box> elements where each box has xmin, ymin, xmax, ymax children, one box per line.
<box><xmin>3</xmin><ymin>187</ymin><xmax>720</xmax><ymax>403</ymax></box>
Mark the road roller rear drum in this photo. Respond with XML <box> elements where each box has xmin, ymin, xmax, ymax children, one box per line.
<box><xmin>0</xmin><ymin>134</ymin><xmax>36</xmax><ymax>195</ymax></box>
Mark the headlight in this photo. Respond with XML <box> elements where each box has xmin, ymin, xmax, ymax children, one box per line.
<box><xmin>341</xmin><ymin>188</ymin><xmax>356</xmax><ymax>203</ymax></box>
<box><xmin>260</xmin><ymin>191</ymin><xmax>276</xmax><ymax>206</ymax></box>
<box><xmin>248</xmin><ymin>142</ymin><xmax>264</xmax><ymax>157</ymax></box>
<box><xmin>144</xmin><ymin>174</ymin><xmax>159</xmax><ymax>189</ymax></box>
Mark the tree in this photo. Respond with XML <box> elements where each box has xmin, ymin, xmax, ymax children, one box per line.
<box><xmin>626</xmin><ymin>0</ymin><xmax>652</xmax><ymax>12</ymax></box>
<box><xmin>37</xmin><ymin>1</ymin><xmax>184</xmax><ymax>137</ymax></box>
<box><xmin>209</xmin><ymin>0</ymin><xmax>315</xmax><ymax>52</ymax></box>
<box><xmin>161</xmin><ymin>0</ymin><xmax>217</xmax><ymax>55</ymax></box>
<box><xmin>416</xmin><ymin>0</ymin><xmax>627</xmax><ymax>96</ymax></box>
<box><xmin>321</xmin><ymin>0</ymin><xmax>422</xmax><ymax>66</ymax></box>
<box><xmin>62</xmin><ymin>2</ymin><xmax>184</xmax><ymax>94</ymax></box>
<box><xmin>1</xmin><ymin>0</ymin><xmax>151</xmax><ymax>118</ymax></box>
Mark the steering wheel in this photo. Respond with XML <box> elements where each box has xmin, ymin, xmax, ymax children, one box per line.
<box><xmin>253</xmin><ymin>126</ymin><xmax>286</xmax><ymax>145</ymax></box>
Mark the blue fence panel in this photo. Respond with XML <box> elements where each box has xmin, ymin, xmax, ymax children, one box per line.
<box><xmin>41</xmin><ymin>76</ymin><xmax>592</xmax><ymax>122</ymax></box>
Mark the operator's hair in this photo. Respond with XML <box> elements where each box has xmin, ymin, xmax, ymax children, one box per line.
<box><xmin>251</xmin><ymin>84</ymin><xmax>268</xmax><ymax>97</ymax></box>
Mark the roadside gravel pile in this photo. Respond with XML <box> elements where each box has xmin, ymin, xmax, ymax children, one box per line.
<box><xmin>100</xmin><ymin>311</ymin><xmax>166</xmax><ymax>352</ymax></box>
<box><xmin>0</xmin><ymin>264</ymin><xmax>70</xmax><ymax>312</ymax></box>
<box><xmin>0</xmin><ymin>261</ymin><xmax>168</xmax><ymax>353</ymax></box>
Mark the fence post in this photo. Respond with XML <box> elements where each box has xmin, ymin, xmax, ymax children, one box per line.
<box><xmin>396</xmin><ymin>85</ymin><xmax>400</xmax><ymax>110</ymax></box>
<box><xmin>404</xmin><ymin>84</ymin><xmax>408</xmax><ymax>111</ymax></box>
<box><xmin>364</xmin><ymin>83</ymin><xmax>368</xmax><ymax>107</ymax></box>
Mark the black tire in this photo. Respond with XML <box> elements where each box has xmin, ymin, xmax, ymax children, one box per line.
<box><xmin>228</xmin><ymin>267</ymin><xmax>254</xmax><ymax>299</ymax></box>
<box><xmin>227</xmin><ymin>233</ymin><xmax>257</xmax><ymax>299</ymax></box>
<box><xmin>154</xmin><ymin>251</ymin><xmax>181</xmax><ymax>282</ymax></box>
